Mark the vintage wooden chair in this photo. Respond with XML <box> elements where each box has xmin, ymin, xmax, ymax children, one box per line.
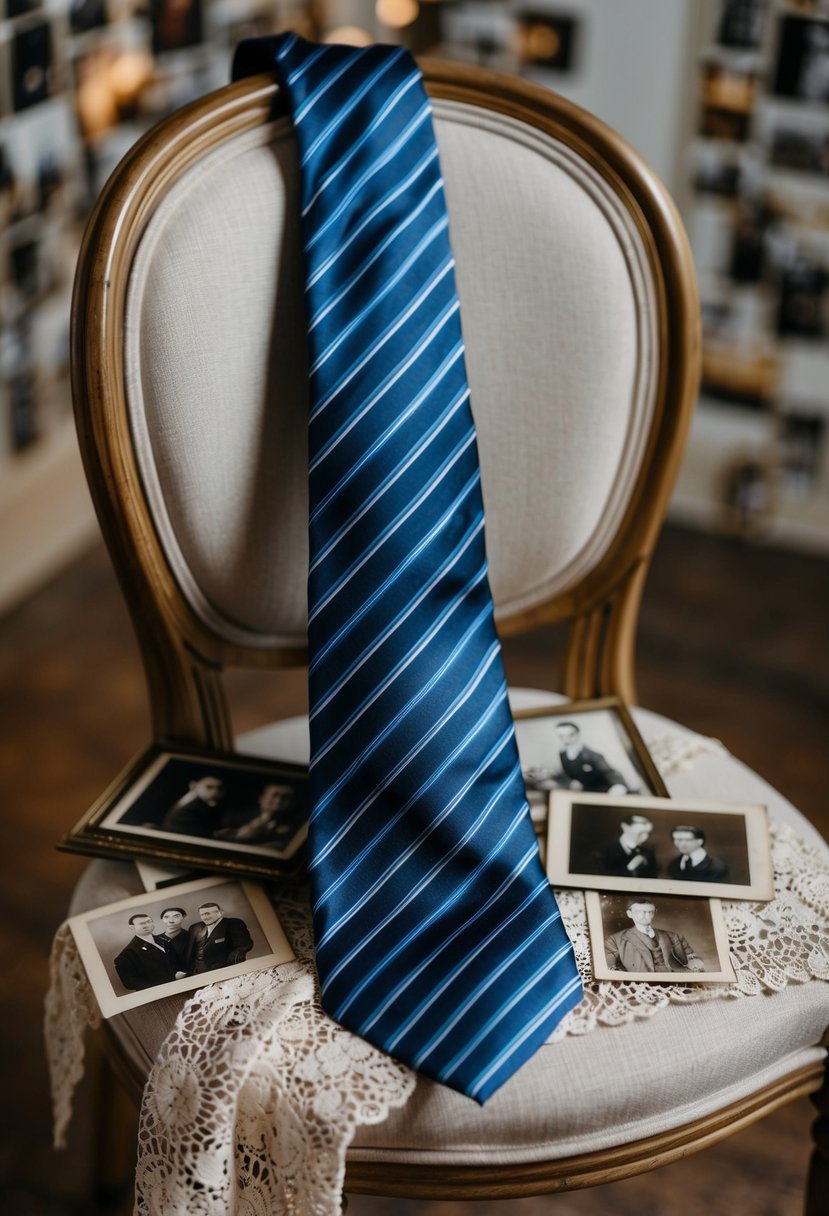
<box><xmin>67</xmin><ymin>59</ymin><xmax>829</xmax><ymax>1209</ymax></box>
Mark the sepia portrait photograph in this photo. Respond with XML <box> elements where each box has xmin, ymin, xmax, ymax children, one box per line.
<box><xmin>514</xmin><ymin>697</ymin><xmax>667</xmax><ymax>827</ymax></box>
<box><xmin>547</xmin><ymin>791</ymin><xmax>774</xmax><ymax>900</ymax></box>
<box><xmin>586</xmin><ymin>890</ymin><xmax>735</xmax><ymax>984</ymax></box>
<box><xmin>68</xmin><ymin>877</ymin><xmax>295</xmax><ymax>1016</ymax></box>
<box><xmin>61</xmin><ymin>744</ymin><xmax>310</xmax><ymax>880</ymax></box>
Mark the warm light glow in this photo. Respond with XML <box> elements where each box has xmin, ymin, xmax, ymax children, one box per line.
<box><xmin>323</xmin><ymin>25</ymin><xmax>374</xmax><ymax>47</ymax></box>
<box><xmin>108</xmin><ymin>51</ymin><xmax>154</xmax><ymax>105</ymax></box>
<box><xmin>526</xmin><ymin>24</ymin><xmax>560</xmax><ymax>61</ymax></box>
<box><xmin>376</xmin><ymin>0</ymin><xmax>420</xmax><ymax>30</ymax></box>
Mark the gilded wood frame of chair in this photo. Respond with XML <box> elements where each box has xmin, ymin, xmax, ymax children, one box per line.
<box><xmin>69</xmin><ymin>61</ymin><xmax>829</xmax><ymax>1208</ymax></box>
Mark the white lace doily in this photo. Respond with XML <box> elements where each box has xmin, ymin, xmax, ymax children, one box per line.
<box><xmin>45</xmin><ymin>730</ymin><xmax>829</xmax><ymax>1215</ymax></box>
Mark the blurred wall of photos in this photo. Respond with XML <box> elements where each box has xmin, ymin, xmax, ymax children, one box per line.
<box><xmin>2</xmin><ymin>0</ymin><xmax>829</xmax><ymax>548</ymax></box>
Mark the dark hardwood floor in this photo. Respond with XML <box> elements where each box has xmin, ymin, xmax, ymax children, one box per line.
<box><xmin>0</xmin><ymin>524</ymin><xmax>827</xmax><ymax>1215</ymax></box>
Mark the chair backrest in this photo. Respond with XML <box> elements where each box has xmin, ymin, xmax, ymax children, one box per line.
<box><xmin>71</xmin><ymin>60</ymin><xmax>699</xmax><ymax>750</ymax></box>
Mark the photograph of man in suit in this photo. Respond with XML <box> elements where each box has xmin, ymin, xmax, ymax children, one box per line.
<box><xmin>668</xmin><ymin>825</ymin><xmax>731</xmax><ymax>882</ymax></box>
<box><xmin>555</xmin><ymin>721</ymin><xmax>630</xmax><ymax>794</ymax></box>
<box><xmin>188</xmin><ymin>901</ymin><xmax>253</xmax><ymax>974</ymax></box>
<box><xmin>600</xmin><ymin>813</ymin><xmax>659</xmax><ymax>878</ymax></box>
<box><xmin>113</xmin><ymin>913</ymin><xmax>177</xmax><ymax>991</ymax></box>
<box><xmin>161</xmin><ymin>774</ymin><xmax>225</xmax><ymax>838</ymax></box>
<box><xmin>155</xmin><ymin>906</ymin><xmax>190</xmax><ymax>977</ymax></box>
<box><xmin>604</xmin><ymin>898</ymin><xmax>706</xmax><ymax>974</ymax></box>
<box><xmin>214</xmin><ymin>782</ymin><xmax>302</xmax><ymax>848</ymax></box>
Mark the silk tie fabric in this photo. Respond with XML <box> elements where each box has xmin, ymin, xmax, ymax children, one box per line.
<box><xmin>232</xmin><ymin>33</ymin><xmax>582</xmax><ymax>1102</ymax></box>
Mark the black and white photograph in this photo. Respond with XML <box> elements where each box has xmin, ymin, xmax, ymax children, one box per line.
<box><xmin>780</xmin><ymin>411</ymin><xmax>825</xmax><ymax>497</ymax></box>
<box><xmin>586</xmin><ymin>890</ymin><xmax>735</xmax><ymax>984</ymax></box>
<box><xmin>10</xmin><ymin>19</ymin><xmax>60</xmax><ymax>113</ymax></box>
<box><xmin>770</xmin><ymin>124</ymin><xmax>829</xmax><ymax>177</ymax></box>
<box><xmin>61</xmin><ymin>743</ymin><xmax>310</xmax><ymax>880</ymax></box>
<box><xmin>773</xmin><ymin>15</ymin><xmax>829</xmax><ymax>104</ymax></box>
<box><xmin>68</xmin><ymin>877</ymin><xmax>294</xmax><ymax>1017</ymax></box>
<box><xmin>547</xmin><ymin>790</ymin><xmax>774</xmax><ymax>899</ymax></box>
<box><xmin>514</xmin><ymin>697</ymin><xmax>667</xmax><ymax>826</ymax></box>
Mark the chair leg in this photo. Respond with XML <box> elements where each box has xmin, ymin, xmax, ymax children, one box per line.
<box><xmin>806</xmin><ymin>1062</ymin><xmax>829</xmax><ymax>1216</ymax></box>
<box><xmin>89</xmin><ymin>1035</ymin><xmax>139</xmax><ymax>1214</ymax></box>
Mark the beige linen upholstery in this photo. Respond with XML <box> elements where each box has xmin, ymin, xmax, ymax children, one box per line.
<box><xmin>124</xmin><ymin>103</ymin><xmax>656</xmax><ymax>649</ymax></box>
<box><xmin>70</xmin><ymin>697</ymin><xmax>829</xmax><ymax>1164</ymax></box>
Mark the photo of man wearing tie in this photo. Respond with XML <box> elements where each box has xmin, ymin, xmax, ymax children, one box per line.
<box><xmin>113</xmin><ymin>913</ymin><xmax>177</xmax><ymax>991</ymax></box>
<box><xmin>188</xmin><ymin>901</ymin><xmax>253</xmax><ymax>974</ymax></box>
<box><xmin>668</xmin><ymin>826</ymin><xmax>731</xmax><ymax>882</ymax></box>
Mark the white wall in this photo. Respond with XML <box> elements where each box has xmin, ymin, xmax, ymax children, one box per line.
<box><xmin>519</xmin><ymin>0</ymin><xmax>700</xmax><ymax>197</ymax></box>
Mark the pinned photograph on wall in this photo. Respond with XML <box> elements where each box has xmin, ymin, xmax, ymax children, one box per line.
<box><xmin>60</xmin><ymin>743</ymin><xmax>310</xmax><ymax>880</ymax></box>
<box><xmin>773</xmin><ymin>14</ymin><xmax>829</xmax><ymax>104</ymax></box>
<box><xmin>586</xmin><ymin>890</ymin><xmax>735</xmax><ymax>984</ymax></box>
<box><xmin>514</xmin><ymin>697</ymin><xmax>667</xmax><ymax>830</ymax></box>
<box><xmin>68</xmin><ymin>876</ymin><xmax>295</xmax><ymax>1016</ymax></box>
<box><xmin>699</xmin><ymin>59</ymin><xmax>757</xmax><ymax>141</ymax></box>
<box><xmin>10</xmin><ymin>19</ymin><xmax>61</xmax><ymax>112</ymax></box>
<box><xmin>547</xmin><ymin>791</ymin><xmax>774</xmax><ymax>900</ymax></box>
<box><xmin>780</xmin><ymin>412</ymin><xmax>825</xmax><ymax>498</ymax></box>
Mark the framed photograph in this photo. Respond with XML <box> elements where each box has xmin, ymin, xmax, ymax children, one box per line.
<box><xmin>547</xmin><ymin>791</ymin><xmax>774</xmax><ymax>900</ymax></box>
<box><xmin>514</xmin><ymin>697</ymin><xmax>667</xmax><ymax>827</ymax></box>
<box><xmin>60</xmin><ymin>743</ymin><xmax>310</xmax><ymax>880</ymax></box>
<box><xmin>68</xmin><ymin>876</ymin><xmax>295</xmax><ymax>1017</ymax></box>
<box><xmin>586</xmin><ymin>890</ymin><xmax>735</xmax><ymax>984</ymax></box>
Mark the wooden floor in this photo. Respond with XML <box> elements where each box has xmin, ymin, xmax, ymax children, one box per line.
<box><xmin>1</xmin><ymin>524</ymin><xmax>827</xmax><ymax>1215</ymax></box>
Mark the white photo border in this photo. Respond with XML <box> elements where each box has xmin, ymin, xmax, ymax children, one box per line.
<box><xmin>68</xmin><ymin>876</ymin><xmax>295</xmax><ymax>1017</ymax></box>
<box><xmin>585</xmin><ymin>890</ymin><xmax>736</xmax><ymax>984</ymax></box>
<box><xmin>547</xmin><ymin>790</ymin><xmax>774</xmax><ymax>900</ymax></box>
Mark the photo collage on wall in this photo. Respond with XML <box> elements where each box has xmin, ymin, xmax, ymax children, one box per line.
<box><xmin>0</xmin><ymin>0</ymin><xmax>309</xmax><ymax>461</ymax></box>
<box><xmin>690</xmin><ymin>0</ymin><xmax>829</xmax><ymax>537</ymax></box>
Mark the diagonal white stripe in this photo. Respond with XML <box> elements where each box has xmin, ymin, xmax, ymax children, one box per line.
<box><xmin>307</xmin><ymin>147</ymin><xmax>438</xmax><ymax>289</ymax></box>
<box><xmin>306</xmin><ymin>103</ymin><xmax>431</xmax><ymax>249</ymax></box>
<box><xmin>294</xmin><ymin>54</ymin><xmax>355</xmax><ymax>124</ymax></box>
<box><xmin>382</xmin><ymin>847</ymin><xmax>544</xmax><ymax>1048</ymax></box>
<box><xmin>356</xmin><ymin>788</ymin><xmax>528</xmax><ymax>1035</ymax></box>
<box><xmin>311</xmin><ymin>571</ymin><xmax>488</xmax><ymax>769</ymax></box>
<box><xmin>418</xmin><ymin>922</ymin><xmax>568</xmax><ymax>1071</ymax></box>
<box><xmin>309</xmin><ymin>336</ymin><xmax>463</xmax><ymax>492</ymax></box>
<box><xmin>310</xmin><ymin>379</ymin><xmax>465</xmax><ymax>572</ymax></box>
<box><xmin>310</xmin><ymin>642</ymin><xmax>503</xmax><ymax>865</ymax></box>
<box><xmin>275</xmin><ymin>32</ymin><xmax>298</xmax><ymax>63</ymax></box>
<box><xmin>308</xmin><ymin>179</ymin><xmax>444</xmax><ymax>332</ymax></box>
<box><xmin>440</xmin><ymin>943</ymin><xmax>574</xmax><ymax>1081</ymax></box>
<box><xmin>309</xmin><ymin>501</ymin><xmax>480</xmax><ymax>709</ymax></box>
<box><xmin>316</xmin><ymin>715</ymin><xmax>515</xmax><ymax>927</ymax></box>
<box><xmin>309</xmin><ymin>300</ymin><xmax>459</xmax><ymax>469</ymax></box>
<box><xmin>300</xmin><ymin>51</ymin><xmax>405</xmax><ymax>168</ymax></box>
<box><xmin>310</xmin><ymin>216</ymin><xmax>448</xmax><ymax>377</ymax></box>
<box><xmin>309</xmin><ymin>364</ymin><xmax>465</xmax><ymax>527</ymax></box>
<box><xmin>468</xmin><ymin>974</ymin><xmax>583</xmax><ymax>1099</ymax></box>
<box><xmin>310</xmin><ymin>257</ymin><xmax>454</xmax><ymax>414</ymax></box>
<box><xmin>317</xmin><ymin>723</ymin><xmax>515</xmax><ymax>953</ymax></box>
<box><xmin>308</xmin><ymin>427</ymin><xmax>475</xmax><ymax>624</ymax></box>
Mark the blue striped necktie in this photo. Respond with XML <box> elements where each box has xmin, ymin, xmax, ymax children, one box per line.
<box><xmin>233</xmin><ymin>33</ymin><xmax>582</xmax><ymax>1103</ymax></box>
